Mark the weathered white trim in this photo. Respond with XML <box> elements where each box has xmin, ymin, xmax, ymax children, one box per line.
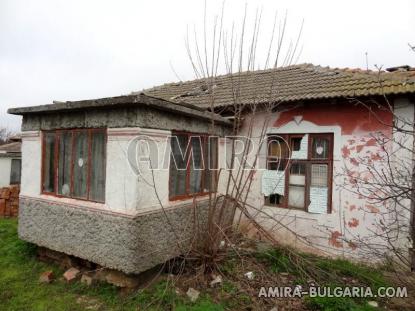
<box><xmin>108</xmin><ymin>127</ymin><xmax>170</xmax><ymax>137</ymax></box>
<box><xmin>21</xmin><ymin>131</ymin><xmax>40</xmax><ymax>141</ymax></box>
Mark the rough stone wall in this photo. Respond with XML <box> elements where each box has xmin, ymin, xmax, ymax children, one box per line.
<box><xmin>18</xmin><ymin>196</ymin><xmax>232</xmax><ymax>274</ymax></box>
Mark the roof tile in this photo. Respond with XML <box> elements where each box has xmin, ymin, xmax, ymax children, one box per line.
<box><xmin>140</xmin><ymin>64</ymin><xmax>415</xmax><ymax>108</ymax></box>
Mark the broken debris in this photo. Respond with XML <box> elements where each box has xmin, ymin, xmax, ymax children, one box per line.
<box><xmin>39</xmin><ymin>271</ymin><xmax>54</xmax><ymax>283</ymax></box>
<box><xmin>210</xmin><ymin>274</ymin><xmax>223</xmax><ymax>287</ymax></box>
<box><xmin>63</xmin><ymin>267</ymin><xmax>81</xmax><ymax>283</ymax></box>
<box><xmin>244</xmin><ymin>271</ymin><xmax>255</xmax><ymax>280</ymax></box>
<box><xmin>186</xmin><ymin>287</ymin><xmax>200</xmax><ymax>302</ymax></box>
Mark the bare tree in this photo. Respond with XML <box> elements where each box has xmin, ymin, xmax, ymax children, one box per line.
<box><xmin>181</xmin><ymin>2</ymin><xmax>309</xmax><ymax>272</ymax></box>
<box><xmin>0</xmin><ymin>127</ymin><xmax>14</xmax><ymax>145</ymax></box>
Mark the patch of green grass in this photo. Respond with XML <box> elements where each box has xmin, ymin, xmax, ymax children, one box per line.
<box><xmin>305</xmin><ymin>296</ymin><xmax>377</xmax><ymax>311</ymax></box>
<box><xmin>255</xmin><ymin>247</ymin><xmax>299</xmax><ymax>274</ymax></box>
<box><xmin>176</xmin><ymin>298</ymin><xmax>225</xmax><ymax>311</ymax></box>
<box><xmin>257</xmin><ymin>247</ymin><xmax>388</xmax><ymax>288</ymax></box>
<box><xmin>127</xmin><ymin>280</ymin><xmax>224</xmax><ymax>311</ymax></box>
<box><xmin>0</xmin><ymin>218</ymin><xmax>225</xmax><ymax>311</ymax></box>
<box><xmin>0</xmin><ymin>218</ymin><xmax>392</xmax><ymax>311</ymax></box>
<box><xmin>313</xmin><ymin>257</ymin><xmax>387</xmax><ymax>289</ymax></box>
<box><xmin>221</xmin><ymin>257</ymin><xmax>237</xmax><ymax>275</ymax></box>
<box><xmin>0</xmin><ymin>219</ymin><xmax>85</xmax><ymax>310</ymax></box>
<box><xmin>221</xmin><ymin>280</ymin><xmax>237</xmax><ymax>294</ymax></box>
<box><xmin>256</xmin><ymin>247</ymin><xmax>388</xmax><ymax>310</ymax></box>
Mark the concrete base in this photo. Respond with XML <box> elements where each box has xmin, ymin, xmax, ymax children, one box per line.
<box><xmin>18</xmin><ymin>196</ymin><xmax>232</xmax><ymax>274</ymax></box>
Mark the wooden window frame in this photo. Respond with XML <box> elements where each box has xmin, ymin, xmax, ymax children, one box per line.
<box><xmin>265</xmin><ymin>133</ymin><xmax>333</xmax><ymax>213</ymax></box>
<box><xmin>41</xmin><ymin>128</ymin><xmax>107</xmax><ymax>203</ymax></box>
<box><xmin>169</xmin><ymin>131</ymin><xmax>218</xmax><ymax>201</ymax></box>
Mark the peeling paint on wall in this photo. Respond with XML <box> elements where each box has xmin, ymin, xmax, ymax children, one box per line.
<box><xmin>342</xmin><ymin>145</ymin><xmax>351</xmax><ymax>158</ymax></box>
<box><xmin>365</xmin><ymin>204</ymin><xmax>380</xmax><ymax>213</ymax></box>
<box><xmin>262</xmin><ymin>170</ymin><xmax>285</xmax><ymax>196</ymax></box>
<box><xmin>308</xmin><ymin>186</ymin><xmax>328</xmax><ymax>214</ymax></box>
<box><xmin>274</xmin><ymin>102</ymin><xmax>392</xmax><ymax>136</ymax></box>
<box><xmin>329</xmin><ymin>230</ymin><xmax>343</xmax><ymax>248</ymax></box>
<box><xmin>348</xmin><ymin>241</ymin><xmax>357</xmax><ymax>250</ymax></box>
<box><xmin>347</xmin><ymin>218</ymin><xmax>359</xmax><ymax>228</ymax></box>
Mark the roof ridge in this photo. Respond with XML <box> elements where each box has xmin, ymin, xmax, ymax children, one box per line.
<box><xmin>304</xmin><ymin>64</ymin><xmax>415</xmax><ymax>84</ymax></box>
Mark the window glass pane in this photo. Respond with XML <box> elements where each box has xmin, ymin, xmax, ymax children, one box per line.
<box><xmin>169</xmin><ymin>134</ymin><xmax>188</xmax><ymax>197</ymax></box>
<box><xmin>10</xmin><ymin>159</ymin><xmax>21</xmax><ymax>184</ymax></box>
<box><xmin>312</xmin><ymin>137</ymin><xmax>329</xmax><ymax>159</ymax></box>
<box><xmin>73</xmin><ymin>131</ymin><xmax>88</xmax><ymax>199</ymax></box>
<box><xmin>42</xmin><ymin>132</ymin><xmax>55</xmax><ymax>192</ymax></box>
<box><xmin>291</xmin><ymin>137</ymin><xmax>302</xmax><ymax>151</ymax></box>
<box><xmin>288</xmin><ymin>162</ymin><xmax>305</xmax><ymax>209</ymax></box>
<box><xmin>311</xmin><ymin>164</ymin><xmax>328</xmax><ymax>187</ymax></box>
<box><xmin>58</xmin><ymin>132</ymin><xmax>72</xmax><ymax>196</ymax></box>
<box><xmin>90</xmin><ymin>130</ymin><xmax>106</xmax><ymax>202</ymax></box>
<box><xmin>290</xmin><ymin>162</ymin><xmax>306</xmax><ymax>175</ymax></box>
<box><xmin>310</xmin><ymin>164</ymin><xmax>329</xmax><ymax>213</ymax></box>
<box><xmin>266</xmin><ymin>194</ymin><xmax>284</xmax><ymax>205</ymax></box>
<box><xmin>268</xmin><ymin>136</ymin><xmax>288</xmax><ymax>158</ymax></box>
<box><xmin>189</xmin><ymin>136</ymin><xmax>203</xmax><ymax>194</ymax></box>
<box><xmin>204</xmin><ymin>136</ymin><xmax>218</xmax><ymax>192</ymax></box>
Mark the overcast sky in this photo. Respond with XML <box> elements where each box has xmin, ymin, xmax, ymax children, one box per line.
<box><xmin>1</xmin><ymin>0</ymin><xmax>414</xmax><ymax>131</ymax></box>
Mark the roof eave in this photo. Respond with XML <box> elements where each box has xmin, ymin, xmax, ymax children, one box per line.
<box><xmin>8</xmin><ymin>94</ymin><xmax>233</xmax><ymax>127</ymax></box>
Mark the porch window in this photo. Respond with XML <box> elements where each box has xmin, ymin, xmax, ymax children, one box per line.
<box><xmin>41</xmin><ymin>129</ymin><xmax>106</xmax><ymax>202</ymax></box>
<box><xmin>265</xmin><ymin>133</ymin><xmax>333</xmax><ymax>213</ymax></box>
<box><xmin>169</xmin><ymin>132</ymin><xmax>218</xmax><ymax>200</ymax></box>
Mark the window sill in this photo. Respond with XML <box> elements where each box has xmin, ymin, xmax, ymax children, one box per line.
<box><xmin>39</xmin><ymin>193</ymin><xmax>107</xmax><ymax>209</ymax></box>
<box><xmin>169</xmin><ymin>192</ymin><xmax>214</xmax><ymax>202</ymax></box>
<box><xmin>263</xmin><ymin>204</ymin><xmax>306</xmax><ymax>212</ymax></box>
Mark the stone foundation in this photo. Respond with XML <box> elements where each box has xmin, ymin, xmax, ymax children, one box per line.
<box><xmin>18</xmin><ymin>196</ymin><xmax>233</xmax><ymax>274</ymax></box>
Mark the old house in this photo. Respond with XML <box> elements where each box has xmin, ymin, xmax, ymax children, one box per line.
<box><xmin>8</xmin><ymin>64</ymin><xmax>415</xmax><ymax>273</ymax></box>
<box><xmin>0</xmin><ymin>135</ymin><xmax>22</xmax><ymax>187</ymax></box>
<box><xmin>8</xmin><ymin>94</ymin><xmax>232</xmax><ymax>274</ymax></box>
<box><xmin>143</xmin><ymin>64</ymin><xmax>415</xmax><ymax>264</ymax></box>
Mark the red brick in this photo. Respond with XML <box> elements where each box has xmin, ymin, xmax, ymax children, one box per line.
<box><xmin>5</xmin><ymin>202</ymin><xmax>11</xmax><ymax>217</ymax></box>
<box><xmin>0</xmin><ymin>199</ymin><xmax>5</xmax><ymax>216</ymax></box>
<box><xmin>0</xmin><ymin>189</ymin><xmax>10</xmax><ymax>200</ymax></box>
<box><xmin>0</xmin><ymin>186</ymin><xmax>19</xmax><ymax>218</ymax></box>
<box><xmin>39</xmin><ymin>271</ymin><xmax>54</xmax><ymax>283</ymax></box>
<box><xmin>63</xmin><ymin>268</ymin><xmax>81</xmax><ymax>283</ymax></box>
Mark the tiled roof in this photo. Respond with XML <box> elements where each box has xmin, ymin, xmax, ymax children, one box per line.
<box><xmin>140</xmin><ymin>64</ymin><xmax>415</xmax><ymax>109</ymax></box>
<box><xmin>0</xmin><ymin>142</ymin><xmax>21</xmax><ymax>154</ymax></box>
